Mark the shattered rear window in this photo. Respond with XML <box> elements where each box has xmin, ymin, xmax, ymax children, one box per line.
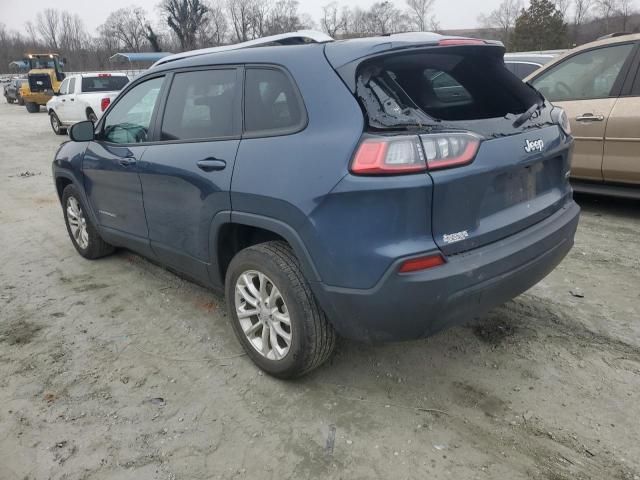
<box><xmin>356</xmin><ymin>48</ymin><xmax>540</xmax><ymax>130</ymax></box>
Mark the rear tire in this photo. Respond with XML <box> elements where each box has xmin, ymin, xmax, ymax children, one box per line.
<box><xmin>61</xmin><ymin>185</ymin><xmax>114</xmax><ymax>259</ymax></box>
<box><xmin>49</xmin><ymin>111</ymin><xmax>66</xmax><ymax>135</ymax></box>
<box><xmin>25</xmin><ymin>102</ymin><xmax>40</xmax><ymax>113</ymax></box>
<box><xmin>87</xmin><ymin>110</ymin><xmax>98</xmax><ymax>123</ymax></box>
<box><xmin>225</xmin><ymin>241</ymin><xmax>336</xmax><ymax>378</ymax></box>
<box><xmin>6</xmin><ymin>96</ymin><xmax>14</xmax><ymax>104</ymax></box>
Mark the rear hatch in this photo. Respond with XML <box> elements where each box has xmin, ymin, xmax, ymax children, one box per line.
<box><xmin>328</xmin><ymin>41</ymin><xmax>573</xmax><ymax>255</ymax></box>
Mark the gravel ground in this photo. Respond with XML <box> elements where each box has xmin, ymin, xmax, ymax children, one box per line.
<box><xmin>1</xmin><ymin>101</ymin><xmax>639</xmax><ymax>480</ymax></box>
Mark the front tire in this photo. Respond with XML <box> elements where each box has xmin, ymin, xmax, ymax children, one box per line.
<box><xmin>225</xmin><ymin>241</ymin><xmax>336</xmax><ymax>378</ymax></box>
<box><xmin>61</xmin><ymin>185</ymin><xmax>114</xmax><ymax>259</ymax></box>
<box><xmin>49</xmin><ymin>111</ymin><xmax>66</xmax><ymax>135</ymax></box>
<box><xmin>25</xmin><ymin>102</ymin><xmax>40</xmax><ymax>113</ymax></box>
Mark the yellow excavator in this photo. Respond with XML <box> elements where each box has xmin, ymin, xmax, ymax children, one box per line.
<box><xmin>20</xmin><ymin>53</ymin><xmax>66</xmax><ymax>113</ymax></box>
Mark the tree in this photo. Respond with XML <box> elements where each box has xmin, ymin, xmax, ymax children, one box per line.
<box><xmin>36</xmin><ymin>9</ymin><xmax>61</xmax><ymax>50</ymax></box>
<box><xmin>553</xmin><ymin>0</ymin><xmax>571</xmax><ymax>19</ymax></box>
<box><xmin>59</xmin><ymin>12</ymin><xmax>88</xmax><ymax>52</ymax></box>
<box><xmin>572</xmin><ymin>0</ymin><xmax>593</xmax><ymax>41</ymax></box>
<box><xmin>405</xmin><ymin>0</ymin><xmax>437</xmax><ymax>31</ymax></box>
<box><xmin>321</xmin><ymin>2</ymin><xmax>348</xmax><ymax>37</ymax></box>
<box><xmin>200</xmin><ymin>0</ymin><xmax>228</xmax><ymax>45</ymax></box>
<box><xmin>478</xmin><ymin>0</ymin><xmax>524</xmax><ymax>49</ymax></box>
<box><xmin>617</xmin><ymin>0</ymin><xmax>636</xmax><ymax>30</ymax></box>
<box><xmin>595</xmin><ymin>0</ymin><xmax>619</xmax><ymax>32</ymax></box>
<box><xmin>100</xmin><ymin>8</ymin><xmax>150</xmax><ymax>52</ymax></box>
<box><xmin>162</xmin><ymin>0</ymin><xmax>209</xmax><ymax>50</ymax></box>
<box><xmin>511</xmin><ymin>0</ymin><xmax>568</xmax><ymax>51</ymax></box>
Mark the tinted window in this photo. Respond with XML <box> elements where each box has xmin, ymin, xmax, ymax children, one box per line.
<box><xmin>531</xmin><ymin>44</ymin><xmax>634</xmax><ymax>101</ymax></box>
<box><xmin>68</xmin><ymin>77</ymin><xmax>76</xmax><ymax>94</ymax></box>
<box><xmin>518</xmin><ymin>63</ymin><xmax>541</xmax><ymax>78</ymax></box>
<box><xmin>161</xmin><ymin>69</ymin><xmax>238</xmax><ymax>141</ymax></box>
<box><xmin>82</xmin><ymin>76</ymin><xmax>129</xmax><ymax>93</ymax></box>
<box><xmin>102</xmin><ymin>76</ymin><xmax>163</xmax><ymax>144</ymax></box>
<box><xmin>244</xmin><ymin>68</ymin><xmax>304</xmax><ymax>134</ymax></box>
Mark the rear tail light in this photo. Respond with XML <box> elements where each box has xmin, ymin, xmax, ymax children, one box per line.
<box><xmin>552</xmin><ymin>107</ymin><xmax>571</xmax><ymax>136</ymax></box>
<box><xmin>100</xmin><ymin>97</ymin><xmax>110</xmax><ymax>112</ymax></box>
<box><xmin>98</xmin><ymin>73</ymin><xmax>112</xmax><ymax>77</ymax></box>
<box><xmin>351</xmin><ymin>133</ymin><xmax>481</xmax><ymax>175</ymax></box>
<box><xmin>399</xmin><ymin>254</ymin><xmax>446</xmax><ymax>273</ymax></box>
<box><xmin>419</xmin><ymin>132</ymin><xmax>481</xmax><ymax>170</ymax></box>
<box><xmin>351</xmin><ymin>135</ymin><xmax>426</xmax><ymax>174</ymax></box>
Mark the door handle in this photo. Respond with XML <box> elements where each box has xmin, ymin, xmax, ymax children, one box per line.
<box><xmin>61</xmin><ymin>99</ymin><xmax>66</xmax><ymax>102</ymax></box>
<box><xmin>197</xmin><ymin>158</ymin><xmax>226</xmax><ymax>171</ymax></box>
<box><xmin>119</xmin><ymin>158</ymin><xmax>136</xmax><ymax>167</ymax></box>
<box><xmin>70</xmin><ymin>98</ymin><xmax>75</xmax><ymax>102</ymax></box>
<box><xmin>576</xmin><ymin>113</ymin><xmax>604</xmax><ymax>122</ymax></box>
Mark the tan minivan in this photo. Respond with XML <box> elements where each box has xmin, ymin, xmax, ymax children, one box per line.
<box><xmin>526</xmin><ymin>34</ymin><xmax>640</xmax><ymax>199</ymax></box>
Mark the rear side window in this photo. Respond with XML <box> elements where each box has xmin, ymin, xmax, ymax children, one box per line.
<box><xmin>161</xmin><ymin>69</ymin><xmax>239</xmax><ymax>141</ymax></box>
<box><xmin>82</xmin><ymin>76</ymin><xmax>129</xmax><ymax>93</ymax></box>
<box><xmin>505</xmin><ymin>62</ymin><xmax>541</xmax><ymax>79</ymax></box>
<box><xmin>68</xmin><ymin>77</ymin><xmax>76</xmax><ymax>94</ymax></box>
<box><xmin>244</xmin><ymin>68</ymin><xmax>305</xmax><ymax>135</ymax></box>
<box><xmin>356</xmin><ymin>49</ymin><xmax>539</xmax><ymax>128</ymax></box>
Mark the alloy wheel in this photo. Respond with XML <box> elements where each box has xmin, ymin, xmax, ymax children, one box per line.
<box><xmin>66</xmin><ymin>196</ymin><xmax>89</xmax><ymax>249</ymax></box>
<box><xmin>234</xmin><ymin>270</ymin><xmax>292</xmax><ymax>361</ymax></box>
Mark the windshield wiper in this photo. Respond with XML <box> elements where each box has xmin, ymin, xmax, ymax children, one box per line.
<box><xmin>513</xmin><ymin>101</ymin><xmax>543</xmax><ymax>128</ymax></box>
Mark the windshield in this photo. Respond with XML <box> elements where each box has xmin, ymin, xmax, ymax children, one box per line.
<box><xmin>356</xmin><ymin>48</ymin><xmax>541</xmax><ymax>130</ymax></box>
<box><xmin>29</xmin><ymin>58</ymin><xmax>58</xmax><ymax>70</ymax></box>
<box><xmin>81</xmin><ymin>76</ymin><xmax>129</xmax><ymax>93</ymax></box>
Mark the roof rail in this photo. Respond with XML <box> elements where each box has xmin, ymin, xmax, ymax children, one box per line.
<box><xmin>597</xmin><ymin>32</ymin><xmax>632</xmax><ymax>40</ymax></box>
<box><xmin>152</xmin><ymin>30</ymin><xmax>334</xmax><ymax>67</ymax></box>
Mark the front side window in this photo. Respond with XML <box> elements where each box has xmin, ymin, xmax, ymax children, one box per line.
<box><xmin>161</xmin><ymin>69</ymin><xmax>239</xmax><ymax>141</ymax></box>
<box><xmin>531</xmin><ymin>44</ymin><xmax>634</xmax><ymax>102</ymax></box>
<box><xmin>101</xmin><ymin>76</ymin><xmax>164</xmax><ymax>144</ymax></box>
<box><xmin>244</xmin><ymin>68</ymin><xmax>305</xmax><ymax>134</ymax></box>
<box><xmin>58</xmin><ymin>78</ymin><xmax>69</xmax><ymax>96</ymax></box>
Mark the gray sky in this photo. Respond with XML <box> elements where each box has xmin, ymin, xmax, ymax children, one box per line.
<box><xmin>0</xmin><ymin>0</ymin><xmax>501</xmax><ymax>34</ymax></box>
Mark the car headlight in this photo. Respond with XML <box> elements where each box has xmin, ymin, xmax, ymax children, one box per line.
<box><xmin>552</xmin><ymin>107</ymin><xmax>572</xmax><ymax>137</ymax></box>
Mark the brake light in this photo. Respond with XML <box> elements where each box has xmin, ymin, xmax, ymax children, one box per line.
<box><xmin>399</xmin><ymin>254</ymin><xmax>445</xmax><ymax>273</ymax></box>
<box><xmin>351</xmin><ymin>136</ymin><xmax>426</xmax><ymax>174</ymax></box>
<box><xmin>438</xmin><ymin>39</ymin><xmax>486</xmax><ymax>46</ymax></box>
<box><xmin>100</xmin><ymin>97</ymin><xmax>110</xmax><ymax>112</ymax></box>
<box><xmin>419</xmin><ymin>133</ymin><xmax>481</xmax><ymax>170</ymax></box>
<box><xmin>98</xmin><ymin>73</ymin><xmax>112</xmax><ymax>77</ymax></box>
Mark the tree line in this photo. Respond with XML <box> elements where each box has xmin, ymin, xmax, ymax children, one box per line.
<box><xmin>480</xmin><ymin>0</ymin><xmax>639</xmax><ymax>50</ymax></box>
<box><xmin>0</xmin><ymin>0</ymin><xmax>637</xmax><ymax>73</ymax></box>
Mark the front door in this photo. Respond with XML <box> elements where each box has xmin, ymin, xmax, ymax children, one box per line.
<box><xmin>83</xmin><ymin>76</ymin><xmax>165</xmax><ymax>251</ymax></box>
<box><xmin>530</xmin><ymin>42</ymin><xmax>637</xmax><ymax>182</ymax></box>
<box><xmin>138</xmin><ymin>68</ymin><xmax>242</xmax><ymax>284</ymax></box>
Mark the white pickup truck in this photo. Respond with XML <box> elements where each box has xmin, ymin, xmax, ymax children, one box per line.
<box><xmin>46</xmin><ymin>72</ymin><xmax>129</xmax><ymax>135</ymax></box>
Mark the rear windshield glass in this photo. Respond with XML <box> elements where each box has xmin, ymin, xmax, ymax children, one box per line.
<box><xmin>356</xmin><ymin>48</ymin><xmax>539</xmax><ymax>129</ymax></box>
<box><xmin>81</xmin><ymin>76</ymin><xmax>129</xmax><ymax>93</ymax></box>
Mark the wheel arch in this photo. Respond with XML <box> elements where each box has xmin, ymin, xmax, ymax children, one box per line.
<box><xmin>210</xmin><ymin>212</ymin><xmax>322</xmax><ymax>288</ymax></box>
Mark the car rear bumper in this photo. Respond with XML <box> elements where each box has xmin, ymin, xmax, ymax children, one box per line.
<box><xmin>315</xmin><ymin>200</ymin><xmax>580</xmax><ymax>342</ymax></box>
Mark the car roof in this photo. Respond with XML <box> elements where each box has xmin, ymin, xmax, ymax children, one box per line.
<box><xmin>150</xmin><ymin>30</ymin><xmax>503</xmax><ymax>73</ymax></box>
<box><xmin>524</xmin><ymin>33</ymin><xmax>640</xmax><ymax>81</ymax></box>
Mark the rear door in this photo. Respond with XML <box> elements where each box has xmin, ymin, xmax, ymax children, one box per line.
<box><xmin>530</xmin><ymin>42</ymin><xmax>637</xmax><ymax>181</ymax></box>
<box><xmin>138</xmin><ymin>67</ymin><xmax>242</xmax><ymax>284</ymax></box>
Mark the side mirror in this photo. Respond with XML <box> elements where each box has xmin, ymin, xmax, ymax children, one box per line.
<box><xmin>69</xmin><ymin>121</ymin><xmax>95</xmax><ymax>142</ymax></box>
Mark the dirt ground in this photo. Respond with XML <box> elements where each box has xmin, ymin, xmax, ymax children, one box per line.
<box><xmin>0</xmin><ymin>101</ymin><xmax>639</xmax><ymax>480</ymax></box>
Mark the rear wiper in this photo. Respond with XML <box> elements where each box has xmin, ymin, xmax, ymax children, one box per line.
<box><xmin>513</xmin><ymin>102</ymin><xmax>543</xmax><ymax>128</ymax></box>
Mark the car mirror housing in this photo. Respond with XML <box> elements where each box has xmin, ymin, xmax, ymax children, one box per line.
<box><xmin>69</xmin><ymin>121</ymin><xmax>95</xmax><ymax>142</ymax></box>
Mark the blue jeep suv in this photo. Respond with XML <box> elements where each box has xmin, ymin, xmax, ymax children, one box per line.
<box><xmin>52</xmin><ymin>31</ymin><xmax>580</xmax><ymax>377</ymax></box>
